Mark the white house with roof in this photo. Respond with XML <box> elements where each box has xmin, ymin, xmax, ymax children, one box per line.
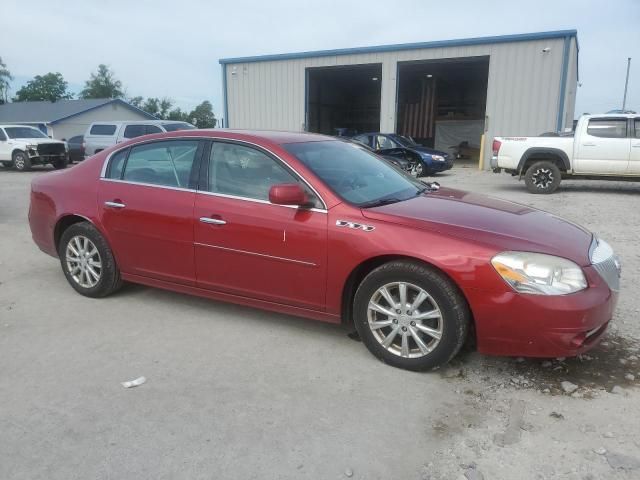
<box><xmin>0</xmin><ymin>99</ymin><xmax>156</xmax><ymax>140</ymax></box>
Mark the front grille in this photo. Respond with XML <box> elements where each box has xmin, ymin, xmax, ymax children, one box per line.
<box><xmin>590</xmin><ymin>238</ymin><xmax>621</xmax><ymax>292</ymax></box>
<box><xmin>37</xmin><ymin>143</ymin><xmax>65</xmax><ymax>155</ymax></box>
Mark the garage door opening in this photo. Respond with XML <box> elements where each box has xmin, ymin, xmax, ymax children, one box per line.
<box><xmin>306</xmin><ymin>64</ymin><xmax>382</xmax><ymax>135</ymax></box>
<box><xmin>397</xmin><ymin>57</ymin><xmax>489</xmax><ymax>166</ymax></box>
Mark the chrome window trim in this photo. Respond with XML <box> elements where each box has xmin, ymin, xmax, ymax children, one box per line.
<box><xmin>99</xmin><ymin>177</ymin><xmax>195</xmax><ymax>193</ymax></box>
<box><xmin>194</xmin><ymin>242</ymin><xmax>317</xmax><ymax>267</ymax></box>
<box><xmin>99</xmin><ymin>135</ymin><xmax>328</xmax><ymax>211</ymax></box>
<box><xmin>197</xmin><ymin>189</ymin><xmax>327</xmax><ymax>214</ymax></box>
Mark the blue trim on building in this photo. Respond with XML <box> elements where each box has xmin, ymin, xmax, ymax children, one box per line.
<box><xmin>556</xmin><ymin>35</ymin><xmax>572</xmax><ymax>131</ymax></box>
<box><xmin>221</xmin><ymin>64</ymin><xmax>229</xmax><ymax>128</ymax></box>
<box><xmin>219</xmin><ymin>30</ymin><xmax>578</xmax><ymax>65</ymax></box>
<box><xmin>49</xmin><ymin>99</ymin><xmax>157</xmax><ymax>125</ymax></box>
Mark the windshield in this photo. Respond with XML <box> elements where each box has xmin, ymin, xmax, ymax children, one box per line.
<box><xmin>284</xmin><ymin>140</ymin><xmax>426</xmax><ymax>207</ymax></box>
<box><xmin>392</xmin><ymin>135</ymin><xmax>417</xmax><ymax>147</ymax></box>
<box><xmin>162</xmin><ymin>122</ymin><xmax>196</xmax><ymax>132</ymax></box>
<box><xmin>5</xmin><ymin>127</ymin><xmax>48</xmax><ymax>139</ymax></box>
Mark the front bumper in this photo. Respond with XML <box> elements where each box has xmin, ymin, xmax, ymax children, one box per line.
<box><xmin>470</xmin><ymin>265</ymin><xmax>619</xmax><ymax>358</ymax></box>
<box><xmin>430</xmin><ymin>159</ymin><xmax>453</xmax><ymax>172</ymax></box>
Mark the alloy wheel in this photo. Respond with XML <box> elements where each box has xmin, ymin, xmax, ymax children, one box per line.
<box><xmin>367</xmin><ymin>282</ymin><xmax>443</xmax><ymax>358</ymax></box>
<box><xmin>65</xmin><ymin>235</ymin><xmax>102</xmax><ymax>288</ymax></box>
<box><xmin>14</xmin><ymin>154</ymin><xmax>26</xmax><ymax>170</ymax></box>
<box><xmin>532</xmin><ymin>168</ymin><xmax>553</xmax><ymax>189</ymax></box>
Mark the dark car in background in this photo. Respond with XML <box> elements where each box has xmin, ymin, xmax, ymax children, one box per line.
<box><xmin>66</xmin><ymin>135</ymin><xmax>85</xmax><ymax>163</ymax></box>
<box><xmin>342</xmin><ymin>138</ymin><xmax>416</xmax><ymax>175</ymax></box>
<box><xmin>353</xmin><ymin>133</ymin><xmax>453</xmax><ymax>177</ymax></box>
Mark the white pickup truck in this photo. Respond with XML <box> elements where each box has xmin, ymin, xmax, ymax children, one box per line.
<box><xmin>491</xmin><ymin>113</ymin><xmax>640</xmax><ymax>193</ymax></box>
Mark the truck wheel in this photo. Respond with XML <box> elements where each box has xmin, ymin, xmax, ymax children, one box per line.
<box><xmin>52</xmin><ymin>157</ymin><xmax>68</xmax><ymax>170</ymax></box>
<box><xmin>12</xmin><ymin>150</ymin><xmax>31</xmax><ymax>171</ymax></box>
<box><xmin>524</xmin><ymin>161</ymin><xmax>561</xmax><ymax>194</ymax></box>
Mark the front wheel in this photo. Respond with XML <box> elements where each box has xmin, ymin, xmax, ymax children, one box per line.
<box><xmin>524</xmin><ymin>161</ymin><xmax>561</xmax><ymax>194</ymax></box>
<box><xmin>412</xmin><ymin>163</ymin><xmax>424</xmax><ymax>177</ymax></box>
<box><xmin>59</xmin><ymin>222</ymin><xmax>122</xmax><ymax>298</ymax></box>
<box><xmin>12</xmin><ymin>150</ymin><xmax>31</xmax><ymax>171</ymax></box>
<box><xmin>353</xmin><ymin>261</ymin><xmax>470</xmax><ymax>371</ymax></box>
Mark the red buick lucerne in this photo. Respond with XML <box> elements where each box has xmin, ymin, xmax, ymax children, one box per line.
<box><xmin>28</xmin><ymin>130</ymin><xmax>621</xmax><ymax>370</ymax></box>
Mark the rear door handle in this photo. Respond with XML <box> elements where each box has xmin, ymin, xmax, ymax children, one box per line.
<box><xmin>104</xmin><ymin>201</ymin><xmax>126</xmax><ymax>209</ymax></box>
<box><xmin>200</xmin><ymin>217</ymin><xmax>226</xmax><ymax>225</ymax></box>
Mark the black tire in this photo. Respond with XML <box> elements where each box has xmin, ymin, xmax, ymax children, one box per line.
<box><xmin>52</xmin><ymin>156</ymin><xmax>69</xmax><ymax>170</ymax></box>
<box><xmin>524</xmin><ymin>161</ymin><xmax>561</xmax><ymax>194</ymax></box>
<box><xmin>12</xmin><ymin>150</ymin><xmax>31</xmax><ymax>171</ymax></box>
<box><xmin>353</xmin><ymin>260</ymin><xmax>470</xmax><ymax>371</ymax></box>
<box><xmin>58</xmin><ymin>222</ymin><xmax>122</xmax><ymax>298</ymax></box>
<box><xmin>1</xmin><ymin>161</ymin><xmax>13</xmax><ymax>168</ymax></box>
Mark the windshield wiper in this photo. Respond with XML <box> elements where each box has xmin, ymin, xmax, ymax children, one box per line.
<box><xmin>360</xmin><ymin>197</ymin><xmax>404</xmax><ymax>208</ymax></box>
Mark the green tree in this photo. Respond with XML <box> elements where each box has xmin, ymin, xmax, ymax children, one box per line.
<box><xmin>13</xmin><ymin>72</ymin><xmax>73</xmax><ymax>102</ymax></box>
<box><xmin>188</xmin><ymin>100</ymin><xmax>216</xmax><ymax>128</ymax></box>
<box><xmin>139</xmin><ymin>97</ymin><xmax>174</xmax><ymax>119</ymax></box>
<box><xmin>167</xmin><ymin>107</ymin><xmax>188</xmax><ymax>121</ymax></box>
<box><xmin>0</xmin><ymin>56</ymin><xmax>12</xmax><ymax>104</ymax></box>
<box><xmin>128</xmin><ymin>95</ymin><xmax>144</xmax><ymax>108</ymax></box>
<box><xmin>80</xmin><ymin>64</ymin><xmax>123</xmax><ymax>99</ymax></box>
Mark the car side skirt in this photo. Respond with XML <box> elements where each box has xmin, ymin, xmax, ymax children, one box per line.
<box><xmin>122</xmin><ymin>273</ymin><xmax>342</xmax><ymax>324</ymax></box>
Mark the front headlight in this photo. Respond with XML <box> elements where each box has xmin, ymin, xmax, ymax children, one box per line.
<box><xmin>491</xmin><ymin>252</ymin><xmax>587</xmax><ymax>295</ymax></box>
<box><xmin>431</xmin><ymin>155</ymin><xmax>445</xmax><ymax>161</ymax></box>
<box><xmin>26</xmin><ymin>144</ymin><xmax>38</xmax><ymax>150</ymax></box>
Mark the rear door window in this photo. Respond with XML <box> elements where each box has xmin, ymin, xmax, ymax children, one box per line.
<box><xmin>123</xmin><ymin>125</ymin><xmax>147</xmax><ymax>139</ymax></box>
<box><xmin>0</xmin><ymin>129</ymin><xmax>6</xmax><ymax>141</ymax></box>
<box><xmin>146</xmin><ymin>125</ymin><xmax>163</xmax><ymax>134</ymax></box>
<box><xmin>635</xmin><ymin>119</ymin><xmax>640</xmax><ymax>139</ymax></box>
<box><xmin>90</xmin><ymin>124</ymin><xmax>117</xmax><ymax>135</ymax></box>
<box><xmin>586</xmin><ymin>119</ymin><xmax>627</xmax><ymax>138</ymax></box>
<box><xmin>106</xmin><ymin>149</ymin><xmax>129</xmax><ymax>179</ymax></box>
<box><xmin>122</xmin><ymin>140</ymin><xmax>199</xmax><ymax>187</ymax></box>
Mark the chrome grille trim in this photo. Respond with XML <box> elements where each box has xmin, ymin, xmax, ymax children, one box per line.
<box><xmin>590</xmin><ymin>237</ymin><xmax>621</xmax><ymax>292</ymax></box>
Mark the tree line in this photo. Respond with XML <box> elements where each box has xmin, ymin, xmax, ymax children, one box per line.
<box><xmin>0</xmin><ymin>57</ymin><xmax>216</xmax><ymax>128</ymax></box>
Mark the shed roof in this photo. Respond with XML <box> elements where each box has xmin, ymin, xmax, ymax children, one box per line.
<box><xmin>219</xmin><ymin>30</ymin><xmax>578</xmax><ymax>65</ymax></box>
<box><xmin>0</xmin><ymin>98</ymin><xmax>156</xmax><ymax>124</ymax></box>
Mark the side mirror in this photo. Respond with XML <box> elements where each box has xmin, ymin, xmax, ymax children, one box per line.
<box><xmin>269</xmin><ymin>183</ymin><xmax>309</xmax><ymax>206</ymax></box>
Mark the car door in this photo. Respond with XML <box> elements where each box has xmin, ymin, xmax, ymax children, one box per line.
<box><xmin>629</xmin><ymin>118</ymin><xmax>640</xmax><ymax>174</ymax></box>
<box><xmin>0</xmin><ymin>128</ymin><xmax>9</xmax><ymax>161</ymax></box>
<box><xmin>574</xmin><ymin>117</ymin><xmax>630</xmax><ymax>174</ymax></box>
<box><xmin>97</xmin><ymin>139</ymin><xmax>203</xmax><ymax>286</ymax></box>
<box><xmin>193</xmin><ymin>140</ymin><xmax>328</xmax><ymax>311</ymax></box>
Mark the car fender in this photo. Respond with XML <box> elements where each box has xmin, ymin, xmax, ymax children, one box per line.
<box><xmin>517</xmin><ymin>147</ymin><xmax>571</xmax><ymax>174</ymax></box>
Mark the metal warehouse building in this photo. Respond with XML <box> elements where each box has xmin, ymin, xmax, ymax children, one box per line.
<box><xmin>220</xmin><ymin>30</ymin><xmax>578</xmax><ymax>168</ymax></box>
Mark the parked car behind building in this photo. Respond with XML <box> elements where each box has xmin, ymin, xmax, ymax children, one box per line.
<box><xmin>83</xmin><ymin>120</ymin><xmax>195</xmax><ymax>158</ymax></box>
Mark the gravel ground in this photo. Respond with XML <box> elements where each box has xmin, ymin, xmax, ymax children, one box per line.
<box><xmin>1</xmin><ymin>164</ymin><xmax>639</xmax><ymax>480</ymax></box>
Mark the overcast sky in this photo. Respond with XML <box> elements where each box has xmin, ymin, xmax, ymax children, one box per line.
<box><xmin>1</xmin><ymin>0</ymin><xmax>638</xmax><ymax>120</ymax></box>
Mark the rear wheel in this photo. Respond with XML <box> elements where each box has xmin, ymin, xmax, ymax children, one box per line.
<box><xmin>59</xmin><ymin>222</ymin><xmax>122</xmax><ymax>298</ymax></box>
<box><xmin>524</xmin><ymin>160</ymin><xmax>561</xmax><ymax>194</ymax></box>
<box><xmin>12</xmin><ymin>150</ymin><xmax>31</xmax><ymax>171</ymax></box>
<box><xmin>353</xmin><ymin>261</ymin><xmax>470</xmax><ymax>371</ymax></box>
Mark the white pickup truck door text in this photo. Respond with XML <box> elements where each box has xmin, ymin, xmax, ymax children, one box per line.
<box><xmin>574</xmin><ymin>118</ymin><xmax>630</xmax><ymax>174</ymax></box>
<box><xmin>629</xmin><ymin>119</ymin><xmax>640</xmax><ymax>174</ymax></box>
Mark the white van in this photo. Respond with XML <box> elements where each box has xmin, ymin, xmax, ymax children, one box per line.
<box><xmin>83</xmin><ymin>120</ymin><xmax>195</xmax><ymax>158</ymax></box>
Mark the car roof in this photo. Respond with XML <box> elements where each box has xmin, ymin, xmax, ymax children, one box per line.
<box><xmin>0</xmin><ymin>124</ymin><xmax>43</xmax><ymax>128</ymax></box>
<box><xmin>88</xmin><ymin>120</ymin><xmax>192</xmax><ymax>126</ymax></box>
<box><xmin>115</xmin><ymin>129</ymin><xmax>337</xmax><ymax>146</ymax></box>
<box><xmin>583</xmin><ymin>113</ymin><xmax>638</xmax><ymax>119</ymax></box>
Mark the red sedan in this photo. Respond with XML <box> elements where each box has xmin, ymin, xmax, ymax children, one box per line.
<box><xmin>28</xmin><ymin>130</ymin><xmax>621</xmax><ymax>370</ymax></box>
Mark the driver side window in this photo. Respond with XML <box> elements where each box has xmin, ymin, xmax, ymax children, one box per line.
<box><xmin>0</xmin><ymin>129</ymin><xmax>6</xmax><ymax>141</ymax></box>
<box><xmin>207</xmin><ymin>142</ymin><xmax>320</xmax><ymax>206</ymax></box>
<box><xmin>376</xmin><ymin>135</ymin><xmax>396</xmax><ymax>150</ymax></box>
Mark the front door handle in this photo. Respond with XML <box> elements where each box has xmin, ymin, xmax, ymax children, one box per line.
<box><xmin>582</xmin><ymin>143</ymin><xmax>596</xmax><ymax>147</ymax></box>
<box><xmin>200</xmin><ymin>217</ymin><xmax>226</xmax><ymax>225</ymax></box>
<box><xmin>104</xmin><ymin>201</ymin><xmax>126</xmax><ymax>209</ymax></box>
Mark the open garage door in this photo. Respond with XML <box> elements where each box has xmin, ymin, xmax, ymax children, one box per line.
<box><xmin>397</xmin><ymin>57</ymin><xmax>489</xmax><ymax>166</ymax></box>
<box><xmin>306</xmin><ymin>64</ymin><xmax>382</xmax><ymax>136</ymax></box>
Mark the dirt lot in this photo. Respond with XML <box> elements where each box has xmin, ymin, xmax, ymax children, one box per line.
<box><xmin>1</xmin><ymin>164</ymin><xmax>639</xmax><ymax>480</ymax></box>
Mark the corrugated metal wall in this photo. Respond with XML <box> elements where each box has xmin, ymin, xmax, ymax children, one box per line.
<box><xmin>224</xmin><ymin>36</ymin><xmax>577</xmax><ymax>168</ymax></box>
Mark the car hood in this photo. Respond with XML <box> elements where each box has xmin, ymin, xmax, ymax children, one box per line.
<box><xmin>361</xmin><ymin>188</ymin><xmax>593</xmax><ymax>266</ymax></box>
<box><xmin>407</xmin><ymin>145</ymin><xmax>448</xmax><ymax>157</ymax></box>
<box><xmin>10</xmin><ymin>137</ymin><xmax>65</xmax><ymax>145</ymax></box>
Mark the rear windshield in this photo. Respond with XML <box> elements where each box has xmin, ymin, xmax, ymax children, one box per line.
<box><xmin>90</xmin><ymin>124</ymin><xmax>117</xmax><ymax>135</ymax></box>
<box><xmin>162</xmin><ymin>123</ymin><xmax>196</xmax><ymax>132</ymax></box>
<box><xmin>5</xmin><ymin>127</ymin><xmax>48</xmax><ymax>139</ymax></box>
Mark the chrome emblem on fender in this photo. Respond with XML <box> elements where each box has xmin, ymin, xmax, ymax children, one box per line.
<box><xmin>336</xmin><ymin>220</ymin><xmax>375</xmax><ymax>232</ymax></box>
